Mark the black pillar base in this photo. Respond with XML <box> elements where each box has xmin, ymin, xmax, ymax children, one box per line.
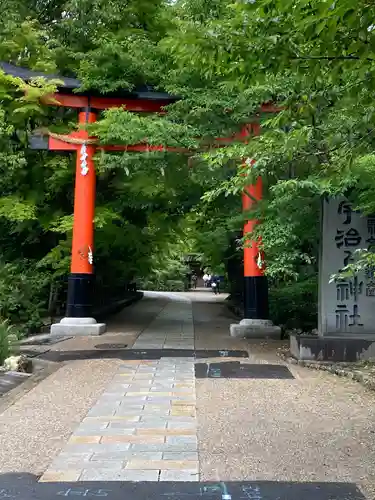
<box><xmin>66</xmin><ymin>273</ymin><xmax>94</xmax><ymax>317</ymax></box>
<box><xmin>244</xmin><ymin>275</ymin><xmax>269</xmax><ymax>319</ymax></box>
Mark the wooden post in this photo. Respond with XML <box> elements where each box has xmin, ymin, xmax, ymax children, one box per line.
<box><xmin>241</xmin><ymin>124</ymin><xmax>269</xmax><ymax>320</ymax></box>
<box><xmin>66</xmin><ymin>110</ymin><xmax>97</xmax><ymax>317</ymax></box>
<box><xmin>242</xmin><ymin>175</ymin><xmax>269</xmax><ymax>319</ymax></box>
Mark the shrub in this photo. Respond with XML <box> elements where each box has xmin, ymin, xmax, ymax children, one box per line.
<box><xmin>0</xmin><ymin>320</ymin><xmax>14</xmax><ymax>365</ymax></box>
<box><xmin>140</xmin><ymin>278</ymin><xmax>186</xmax><ymax>292</ymax></box>
<box><xmin>165</xmin><ymin>280</ymin><xmax>185</xmax><ymax>292</ymax></box>
<box><xmin>0</xmin><ymin>262</ymin><xmax>49</xmax><ymax>333</ymax></box>
<box><xmin>269</xmin><ymin>276</ymin><xmax>318</xmax><ymax>333</ymax></box>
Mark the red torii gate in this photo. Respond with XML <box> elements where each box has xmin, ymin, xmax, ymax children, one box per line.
<box><xmin>1</xmin><ymin>62</ymin><xmax>280</xmax><ymax>338</ymax></box>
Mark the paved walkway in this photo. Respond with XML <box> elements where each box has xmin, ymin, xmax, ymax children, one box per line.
<box><xmin>133</xmin><ymin>295</ymin><xmax>194</xmax><ymax>350</ymax></box>
<box><xmin>41</xmin><ymin>298</ymin><xmax>198</xmax><ymax>482</ymax></box>
<box><xmin>0</xmin><ymin>290</ymin><xmax>374</xmax><ymax>499</ymax></box>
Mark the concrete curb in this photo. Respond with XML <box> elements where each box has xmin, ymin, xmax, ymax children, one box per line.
<box><xmin>277</xmin><ymin>350</ymin><xmax>375</xmax><ymax>391</ymax></box>
<box><xmin>0</xmin><ymin>358</ymin><xmax>60</xmax><ymax>413</ymax></box>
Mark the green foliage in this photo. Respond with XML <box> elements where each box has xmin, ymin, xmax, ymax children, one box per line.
<box><xmin>143</xmin><ymin>0</ymin><xmax>375</xmax><ymax>282</ymax></box>
<box><xmin>0</xmin><ymin>262</ymin><xmax>49</xmax><ymax>332</ymax></box>
<box><xmin>0</xmin><ymin>320</ymin><xmax>12</xmax><ymax>365</ymax></box>
<box><xmin>330</xmin><ymin>248</ymin><xmax>375</xmax><ymax>283</ymax></box>
<box><xmin>269</xmin><ymin>277</ymin><xmax>318</xmax><ymax>333</ymax></box>
<box><xmin>0</xmin><ymin>0</ymin><xmax>205</xmax><ymax>328</ymax></box>
<box><xmin>2</xmin><ymin>0</ymin><xmax>375</xmax><ymax>331</ymax></box>
<box><xmin>0</xmin><ymin>19</ymin><xmax>57</xmax><ymax>72</ymax></box>
<box><xmin>143</xmin><ymin>279</ymin><xmax>186</xmax><ymax>292</ymax></box>
<box><xmin>139</xmin><ymin>224</ymin><xmax>192</xmax><ymax>291</ymax></box>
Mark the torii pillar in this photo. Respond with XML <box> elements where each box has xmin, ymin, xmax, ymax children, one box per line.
<box><xmin>230</xmin><ymin>124</ymin><xmax>281</xmax><ymax>339</ymax></box>
<box><xmin>50</xmin><ymin>108</ymin><xmax>106</xmax><ymax>336</ymax></box>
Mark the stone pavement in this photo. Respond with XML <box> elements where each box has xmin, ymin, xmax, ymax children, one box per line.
<box><xmin>133</xmin><ymin>296</ymin><xmax>194</xmax><ymax>350</ymax></box>
<box><xmin>40</xmin><ymin>299</ymin><xmax>198</xmax><ymax>482</ymax></box>
<box><xmin>0</xmin><ymin>289</ymin><xmax>374</xmax><ymax>499</ymax></box>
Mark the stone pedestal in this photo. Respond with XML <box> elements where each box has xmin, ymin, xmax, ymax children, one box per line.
<box><xmin>290</xmin><ymin>333</ymin><xmax>375</xmax><ymax>362</ymax></box>
<box><xmin>50</xmin><ymin>317</ymin><xmax>106</xmax><ymax>336</ymax></box>
<box><xmin>230</xmin><ymin>318</ymin><xmax>281</xmax><ymax>339</ymax></box>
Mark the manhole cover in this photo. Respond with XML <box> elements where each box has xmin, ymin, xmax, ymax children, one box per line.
<box><xmin>21</xmin><ymin>335</ymin><xmax>72</xmax><ymax>346</ymax></box>
<box><xmin>95</xmin><ymin>343</ymin><xmax>128</xmax><ymax>350</ymax></box>
<box><xmin>195</xmin><ymin>362</ymin><xmax>294</xmax><ymax>379</ymax></box>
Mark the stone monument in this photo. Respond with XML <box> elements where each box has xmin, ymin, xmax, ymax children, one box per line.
<box><xmin>290</xmin><ymin>196</ymin><xmax>375</xmax><ymax>361</ymax></box>
<box><xmin>319</xmin><ymin>197</ymin><xmax>375</xmax><ymax>335</ymax></box>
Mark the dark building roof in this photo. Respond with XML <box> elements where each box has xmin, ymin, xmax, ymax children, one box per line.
<box><xmin>0</xmin><ymin>61</ymin><xmax>177</xmax><ymax>101</ymax></box>
<box><xmin>0</xmin><ymin>61</ymin><xmax>80</xmax><ymax>89</ymax></box>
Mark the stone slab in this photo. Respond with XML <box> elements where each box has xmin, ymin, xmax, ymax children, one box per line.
<box><xmin>290</xmin><ymin>333</ymin><xmax>375</xmax><ymax>361</ymax></box>
<box><xmin>51</xmin><ymin>322</ymin><xmax>106</xmax><ymax>337</ymax></box>
<box><xmin>21</xmin><ymin>335</ymin><xmax>73</xmax><ymax>346</ymax></box>
<box><xmin>79</xmin><ymin>470</ymin><xmax>160</xmax><ymax>481</ymax></box>
<box><xmin>195</xmin><ymin>362</ymin><xmax>294</xmax><ymax>379</ymax></box>
<box><xmin>159</xmin><ymin>471</ymin><xmax>199</xmax><ymax>481</ymax></box>
<box><xmin>229</xmin><ymin>322</ymin><xmax>281</xmax><ymax>339</ymax></box>
<box><xmin>0</xmin><ymin>475</ymin><xmax>366</xmax><ymax>499</ymax></box>
<box><xmin>38</xmin><ymin>350</ymin><xmax>248</xmax><ymax>363</ymax></box>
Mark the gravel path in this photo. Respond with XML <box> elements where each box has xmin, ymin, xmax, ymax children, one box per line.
<box><xmin>192</xmin><ymin>297</ymin><xmax>375</xmax><ymax>499</ymax></box>
<box><xmin>0</xmin><ymin>359</ymin><xmax>123</xmax><ymax>475</ymax></box>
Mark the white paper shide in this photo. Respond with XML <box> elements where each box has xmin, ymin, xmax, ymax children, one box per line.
<box><xmin>80</xmin><ymin>143</ymin><xmax>89</xmax><ymax>176</ymax></box>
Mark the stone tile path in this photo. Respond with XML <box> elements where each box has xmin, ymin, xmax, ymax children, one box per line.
<box><xmin>40</xmin><ymin>300</ymin><xmax>198</xmax><ymax>482</ymax></box>
<box><xmin>133</xmin><ymin>300</ymin><xmax>194</xmax><ymax>350</ymax></box>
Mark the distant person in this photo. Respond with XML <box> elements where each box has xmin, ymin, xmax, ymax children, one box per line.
<box><xmin>191</xmin><ymin>273</ymin><xmax>197</xmax><ymax>289</ymax></box>
<box><xmin>211</xmin><ymin>275</ymin><xmax>219</xmax><ymax>295</ymax></box>
<box><xmin>207</xmin><ymin>273</ymin><xmax>212</xmax><ymax>287</ymax></box>
<box><xmin>203</xmin><ymin>273</ymin><xmax>209</xmax><ymax>287</ymax></box>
